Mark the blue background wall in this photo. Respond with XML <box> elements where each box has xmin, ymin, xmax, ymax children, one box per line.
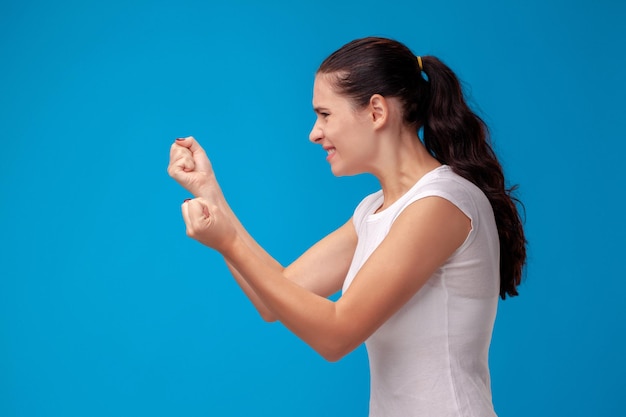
<box><xmin>1</xmin><ymin>0</ymin><xmax>624</xmax><ymax>416</ymax></box>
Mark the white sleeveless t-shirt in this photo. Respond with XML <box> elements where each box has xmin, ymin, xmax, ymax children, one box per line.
<box><xmin>343</xmin><ymin>165</ymin><xmax>500</xmax><ymax>417</ymax></box>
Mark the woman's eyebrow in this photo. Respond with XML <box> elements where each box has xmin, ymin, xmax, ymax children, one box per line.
<box><xmin>313</xmin><ymin>106</ymin><xmax>329</xmax><ymax>114</ymax></box>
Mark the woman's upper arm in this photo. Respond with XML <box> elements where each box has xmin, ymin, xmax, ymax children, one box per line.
<box><xmin>333</xmin><ymin>196</ymin><xmax>471</xmax><ymax>352</ymax></box>
<box><xmin>283</xmin><ymin>218</ymin><xmax>358</xmax><ymax>298</ymax></box>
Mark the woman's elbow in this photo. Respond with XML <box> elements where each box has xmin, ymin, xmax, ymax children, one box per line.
<box><xmin>318</xmin><ymin>339</ymin><xmax>358</xmax><ymax>362</ymax></box>
<box><xmin>320</xmin><ymin>350</ymin><xmax>345</xmax><ymax>363</ymax></box>
<box><xmin>259</xmin><ymin>311</ymin><xmax>278</xmax><ymax>323</ymax></box>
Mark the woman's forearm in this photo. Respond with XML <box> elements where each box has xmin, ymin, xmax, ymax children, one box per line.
<box><xmin>224</xmin><ymin>259</ymin><xmax>279</xmax><ymax>322</ymax></box>
<box><xmin>182</xmin><ymin>192</ymin><xmax>356</xmax><ymax>361</ymax></box>
<box><xmin>199</xmin><ymin>179</ymin><xmax>285</xmax><ymax>278</ymax></box>
<box><xmin>213</xmin><ymin>192</ymin><xmax>285</xmax><ymax>322</ymax></box>
<box><xmin>221</xmin><ymin>235</ymin><xmax>353</xmax><ymax>362</ymax></box>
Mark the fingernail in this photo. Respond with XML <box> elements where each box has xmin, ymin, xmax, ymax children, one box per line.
<box><xmin>176</xmin><ymin>137</ymin><xmax>185</xmax><ymax>141</ymax></box>
<box><xmin>183</xmin><ymin>198</ymin><xmax>191</xmax><ymax>203</ymax></box>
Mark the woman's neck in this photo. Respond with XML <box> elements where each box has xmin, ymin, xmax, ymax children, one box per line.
<box><xmin>372</xmin><ymin>130</ymin><xmax>441</xmax><ymax>211</ymax></box>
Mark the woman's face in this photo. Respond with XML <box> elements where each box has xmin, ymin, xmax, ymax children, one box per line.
<box><xmin>309</xmin><ymin>74</ymin><xmax>376</xmax><ymax>176</ymax></box>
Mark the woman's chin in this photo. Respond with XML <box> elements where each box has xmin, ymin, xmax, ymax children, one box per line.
<box><xmin>330</xmin><ymin>164</ymin><xmax>361</xmax><ymax>177</ymax></box>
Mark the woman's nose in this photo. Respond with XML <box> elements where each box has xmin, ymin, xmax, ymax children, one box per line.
<box><xmin>309</xmin><ymin>122</ymin><xmax>323</xmax><ymax>143</ymax></box>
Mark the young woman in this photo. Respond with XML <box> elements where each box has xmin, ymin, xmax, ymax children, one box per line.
<box><xmin>168</xmin><ymin>37</ymin><xmax>526</xmax><ymax>417</ymax></box>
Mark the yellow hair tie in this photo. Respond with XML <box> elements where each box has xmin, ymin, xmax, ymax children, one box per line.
<box><xmin>416</xmin><ymin>56</ymin><xmax>423</xmax><ymax>71</ymax></box>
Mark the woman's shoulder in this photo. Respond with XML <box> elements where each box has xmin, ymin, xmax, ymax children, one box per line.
<box><xmin>402</xmin><ymin>165</ymin><xmax>492</xmax><ymax>226</ymax></box>
<box><xmin>351</xmin><ymin>166</ymin><xmax>490</xmax><ymax>229</ymax></box>
<box><xmin>413</xmin><ymin>166</ymin><xmax>487</xmax><ymax>205</ymax></box>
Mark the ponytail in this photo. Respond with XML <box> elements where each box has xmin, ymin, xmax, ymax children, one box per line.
<box><xmin>421</xmin><ymin>56</ymin><xmax>526</xmax><ymax>299</ymax></box>
<box><xmin>318</xmin><ymin>37</ymin><xmax>527</xmax><ymax>299</ymax></box>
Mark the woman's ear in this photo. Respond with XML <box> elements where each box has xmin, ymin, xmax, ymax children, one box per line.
<box><xmin>369</xmin><ymin>94</ymin><xmax>388</xmax><ymax>129</ymax></box>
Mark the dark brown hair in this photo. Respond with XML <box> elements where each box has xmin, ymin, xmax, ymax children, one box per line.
<box><xmin>318</xmin><ymin>37</ymin><xmax>526</xmax><ymax>299</ymax></box>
